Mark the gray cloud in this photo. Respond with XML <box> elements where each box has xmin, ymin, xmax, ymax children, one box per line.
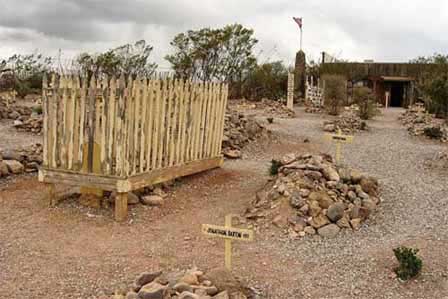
<box><xmin>0</xmin><ymin>0</ymin><xmax>446</xmax><ymax>67</ymax></box>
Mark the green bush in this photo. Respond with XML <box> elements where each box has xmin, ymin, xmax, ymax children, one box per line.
<box><xmin>242</xmin><ymin>61</ymin><xmax>288</xmax><ymax>100</ymax></box>
<box><xmin>323</xmin><ymin>75</ymin><xmax>347</xmax><ymax>115</ymax></box>
<box><xmin>393</xmin><ymin>246</ymin><xmax>423</xmax><ymax>280</ymax></box>
<box><xmin>269</xmin><ymin>159</ymin><xmax>282</xmax><ymax>176</ymax></box>
<box><xmin>424</xmin><ymin>126</ymin><xmax>444</xmax><ymax>139</ymax></box>
<box><xmin>32</xmin><ymin>105</ymin><xmax>43</xmax><ymax>115</ymax></box>
<box><xmin>353</xmin><ymin>87</ymin><xmax>380</xmax><ymax>120</ymax></box>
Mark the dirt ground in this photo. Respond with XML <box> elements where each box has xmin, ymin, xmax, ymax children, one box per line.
<box><xmin>1</xmin><ymin>107</ymin><xmax>448</xmax><ymax>299</ymax></box>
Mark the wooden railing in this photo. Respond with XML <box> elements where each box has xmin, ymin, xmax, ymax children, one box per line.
<box><xmin>39</xmin><ymin>74</ymin><xmax>228</xmax><ymax>220</ymax></box>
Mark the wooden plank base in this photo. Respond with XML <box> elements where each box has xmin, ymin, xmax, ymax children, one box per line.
<box><xmin>46</xmin><ymin>183</ymin><xmax>56</xmax><ymax>207</ymax></box>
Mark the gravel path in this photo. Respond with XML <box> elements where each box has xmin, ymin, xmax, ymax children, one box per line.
<box><xmin>259</xmin><ymin>108</ymin><xmax>448</xmax><ymax>298</ymax></box>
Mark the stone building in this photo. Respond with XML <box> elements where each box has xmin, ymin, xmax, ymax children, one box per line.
<box><xmin>320</xmin><ymin>53</ymin><xmax>436</xmax><ymax>107</ymax></box>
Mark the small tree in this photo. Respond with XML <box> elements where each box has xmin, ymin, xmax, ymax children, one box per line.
<box><xmin>353</xmin><ymin>87</ymin><xmax>379</xmax><ymax>120</ymax></box>
<box><xmin>74</xmin><ymin>40</ymin><xmax>157</xmax><ymax>78</ymax></box>
<box><xmin>323</xmin><ymin>75</ymin><xmax>346</xmax><ymax>115</ymax></box>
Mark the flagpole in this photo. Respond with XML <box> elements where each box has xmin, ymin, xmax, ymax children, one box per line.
<box><xmin>300</xmin><ymin>28</ymin><xmax>303</xmax><ymax>51</ymax></box>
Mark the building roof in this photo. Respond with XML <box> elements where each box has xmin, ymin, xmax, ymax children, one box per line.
<box><xmin>381</xmin><ymin>76</ymin><xmax>414</xmax><ymax>82</ymax></box>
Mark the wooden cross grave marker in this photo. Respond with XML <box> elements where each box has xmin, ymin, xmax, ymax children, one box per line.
<box><xmin>324</xmin><ymin>129</ymin><xmax>354</xmax><ymax>164</ymax></box>
<box><xmin>202</xmin><ymin>214</ymin><xmax>254</xmax><ymax>270</ymax></box>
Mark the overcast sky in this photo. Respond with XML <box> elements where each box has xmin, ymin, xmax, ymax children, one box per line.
<box><xmin>0</xmin><ymin>0</ymin><xmax>447</xmax><ymax>69</ymax></box>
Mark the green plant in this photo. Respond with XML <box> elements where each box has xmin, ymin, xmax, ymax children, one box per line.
<box><xmin>166</xmin><ymin>24</ymin><xmax>257</xmax><ymax>98</ymax></box>
<box><xmin>323</xmin><ymin>75</ymin><xmax>347</xmax><ymax>115</ymax></box>
<box><xmin>353</xmin><ymin>87</ymin><xmax>380</xmax><ymax>120</ymax></box>
<box><xmin>424</xmin><ymin>126</ymin><xmax>444</xmax><ymax>139</ymax></box>
<box><xmin>269</xmin><ymin>159</ymin><xmax>282</xmax><ymax>176</ymax></box>
<box><xmin>393</xmin><ymin>246</ymin><xmax>423</xmax><ymax>280</ymax></box>
<box><xmin>242</xmin><ymin>61</ymin><xmax>288</xmax><ymax>100</ymax></box>
<box><xmin>32</xmin><ymin>105</ymin><xmax>43</xmax><ymax>115</ymax></box>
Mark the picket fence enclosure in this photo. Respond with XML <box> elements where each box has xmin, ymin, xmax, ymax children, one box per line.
<box><xmin>38</xmin><ymin>74</ymin><xmax>228</xmax><ymax>220</ymax></box>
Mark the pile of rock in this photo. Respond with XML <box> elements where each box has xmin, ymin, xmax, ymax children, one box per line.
<box><xmin>98</xmin><ymin>267</ymin><xmax>251</xmax><ymax>299</ymax></box>
<box><xmin>323</xmin><ymin>111</ymin><xmax>368</xmax><ymax>134</ymax></box>
<box><xmin>245</xmin><ymin>153</ymin><xmax>380</xmax><ymax>238</ymax></box>
<box><xmin>13</xmin><ymin>116</ymin><xmax>43</xmax><ymax>134</ymax></box>
<box><xmin>259</xmin><ymin>99</ymin><xmax>295</xmax><ymax>118</ymax></box>
<box><xmin>0</xmin><ymin>143</ymin><xmax>43</xmax><ymax>178</ymax></box>
<box><xmin>399</xmin><ymin>105</ymin><xmax>448</xmax><ymax>142</ymax></box>
<box><xmin>221</xmin><ymin>109</ymin><xmax>270</xmax><ymax>159</ymax></box>
<box><xmin>424</xmin><ymin>151</ymin><xmax>448</xmax><ymax>171</ymax></box>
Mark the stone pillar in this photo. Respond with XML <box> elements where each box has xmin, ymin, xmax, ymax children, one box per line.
<box><xmin>294</xmin><ymin>50</ymin><xmax>306</xmax><ymax>99</ymax></box>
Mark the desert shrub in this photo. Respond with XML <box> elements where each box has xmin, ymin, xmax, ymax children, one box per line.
<box><xmin>269</xmin><ymin>159</ymin><xmax>282</xmax><ymax>176</ymax></box>
<box><xmin>242</xmin><ymin>61</ymin><xmax>288</xmax><ymax>100</ymax></box>
<box><xmin>424</xmin><ymin>126</ymin><xmax>444</xmax><ymax>139</ymax></box>
<box><xmin>32</xmin><ymin>105</ymin><xmax>43</xmax><ymax>114</ymax></box>
<box><xmin>393</xmin><ymin>246</ymin><xmax>422</xmax><ymax>280</ymax></box>
<box><xmin>323</xmin><ymin>75</ymin><xmax>347</xmax><ymax>115</ymax></box>
<box><xmin>353</xmin><ymin>87</ymin><xmax>380</xmax><ymax>120</ymax></box>
<box><xmin>74</xmin><ymin>40</ymin><xmax>157</xmax><ymax>78</ymax></box>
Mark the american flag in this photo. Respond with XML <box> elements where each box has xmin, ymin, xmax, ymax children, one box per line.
<box><xmin>293</xmin><ymin>17</ymin><xmax>303</xmax><ymax>29</ymax></box>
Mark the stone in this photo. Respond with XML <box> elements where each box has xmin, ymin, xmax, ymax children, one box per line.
<box><xmin>298</xmin><ymin>188</ymin><xmax>310</xmax><ymax>197</ymax></box>
<box><xmin>309</xmin><ymin>213</ymin><xmax>330</xmax><ymax>229</ymax></box>
<box><xmin>204</xmin><ymin>268</ymin><xmax>241</xmax><ymax>293</ymax></box>
<box><xmin>308</xmin><ymin>191</ymin><xmax>333</xmax><ymax>209</ymax></box>
<box><xmin>0</xmin><ymin>162</ymin><xmax>9</xmax><ymax>177</ymax></box>
<box><xmin>141</xmin><ymin>195</ymin><xmax>164</xmax><ymax>206</ymax></box>
<box><xmin>322</xmin><ymin>166</ymin><xmax>340</xmax><ymax>182</ymax></box>
<box><xmin>180</xmin><ymin>271</ymin><xmax>199</xmax><ymax>285</ymax></box>
<box><xmin>304</xmin><ymin>170</ymin><xmax>322</xmax><ymax>180</ymax></box>
<box><xmin>318</xmin><ymin>224</ymin><xmax>340</xmax><ymax>238</ymax></box>
<box><xmin>174</xmin><ymin>282</ymin><xmax>193</xmax><ymax>293</ymax></box>
<box><xmin>201</xmin><ymin>286</ymin><xmax>219</xmax><ymax>296</ymax></box>
<box><xmin>326</xmin><ymin>202</ymin><xmax>346</xmax><ymax>222</ymax></box>
<box><xmin>308</xmin><ymin>200</ymin><xmax>322</xmax><ymax>217</ymax></box>
<box><xmin>347</xmin><ymin>191</ymin><xmax>357</xmax><ymax>201</ymax></box>
<box><xmin>179</xmin><ymin>291</ymin><xmax>200</xmax><ymax>299</ymax></box>
<box><xmin>223</xmin><ymin>149</ymin><xmax>242</xmax><ymax>159</ymax></box>
<box><xmin>350</xmin><ymin>218</ymin><xmax>362</xmax><ymax>230</ymax></box>
<box><xmin>360</xmin><ymin>177</ymin><xmax>378</xmax><ymax>196</ymax></box>
<box><xmin>272</xmin><ymin>215</ymin><xmax>286</xmax><ymax>228</ymax></box>
<box><xmin>138</xmin><ymin>282</ymin><xmax>168</xmax><ymax>299</ymax></box>
<box><xmin>126</xmin><ymin>292</ymin><xmax>138</xmax><ymax>299</ymax></box>
<box><xmin>135</xmin><ymin>271</ymin><xmax>163</xmax><ymax>289</ymax></box>
<box><xmin>336</xmin><ymin>215</ymin><xmax>351</xmax><ymax>229</ymax></box>
<box><xmin>350</xmin><ymin>170</ymin><xmax>363</xmax><ymax>183</ymax></box>
<box><xmin>213</xmin><ymin>291</ymin><xmax>230</xmax><ymax>299</ymax></box>
<box><xmin>152</xmin><ymin>187</ymin><xmax>168</xmax><ymax>198</ymax></box>
<box><xmin>127</xmin><ymin>192</ymin><xmax>140</xmax><ymax>205</ymax></box>
<box><xmin>324</xmin><ymin>124</ymin><xmax>336</xmax><ymax>132</ymax></box>
<box><xmin>3</xmin><ymin>160</ymin><xmax>24</xmax><ymax>174</ymax></box>
<box><xmin>280</xmin><ymin>153</ymin><xmax>297</xmax><ymax>165</ymax></box>
<box><xmin>362</xmin><ymin>198</ymin><xmax>376</xmax><ymax>212</ymax></box>
<box><xmin>304</xmin><ymin>226</ymin><xmax>316</xmax><ymax>235</ymax></box>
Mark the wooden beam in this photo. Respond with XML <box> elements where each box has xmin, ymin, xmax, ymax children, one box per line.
<box><xmin>128</xmin><ymin>157</ymin><xmax>223</xmax><ymax>191</ymax></box>
<box><xmin>39</xmin><ymin>168</ymin><xmax>124</xmax><ymax>191</ymax></box>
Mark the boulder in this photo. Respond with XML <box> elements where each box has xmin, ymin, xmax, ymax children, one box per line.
<box><xmin>141</xmin><ymin>195</ymin><xmax>164</xmax><ymax>206</ymax></box>
<box><xmin>317</xmin><ymin>224</ymin><xmax>340</xmax><ymax>238</ymax></box>
<box><xmin>174</xmin><ymin>282</ymin><xmax>193</xmax><ymax>293</ymax></box>
<box><xmin>125</xmin><ymin>292</ymin><xmax>138</xmax><ymax>299</ymax></box>
<box><xmin>223</xmin><ymin>149</ymin><xmax>242</xmax><ymax>159</ymax></box>
<box><xmin>350</xmin><ymin>170</ymin><xmax>363</xmax><ymax>183</ymax></box>
<box><xmin>309</xmin><ymin>213</ymin><xmax>330</xmax><ymax>229</ymax></box>
<box><xmin>137</xmin><ymin>282</ymin><xmax>168</xmax><ymax>299</ymax></box>
<box><xmin>304</xmin><ymin>226</ymin><xmax>316</xmax><ymax>235</ymax></box>
<box><xmin>213</xmin><ymin>291</ymin><xmax>230</xmax><ymax>299</ymax></box>
<box><xmin>350</xmin><ymin>218</ymin><xmax>362</xmax><ymax>230</ymax></box>
<box><xmin>326</xmin><ymin>202</ymin><xmax>346</xmax><ymax>222</ymax></box>
<box><xmin>135</xmin><ymin>271</ymin><xmax>163</xmax><ymax>289</ymax></box>
<box><xmin>322</xmin><ymin>166</ymin><xmax>340</xmax><ymax>182</ymax></box>
<box><xmin>3</xmin><ymin>160</ymin><xmax>24</xmax><ymax>174</ymax></box>
<box><xmin>0</xmin><ymin>162</ymin><xmax>9</xmax><ymax>177</ymax></box>
<box><xmin>360</xmin><ymin>177</ymin><xmax>378</xmax><ymax>196</ymax></box>
<box><xmin>179</xmin><ymin>291</ymin><xmax>200</xmax><ymax>299</ymax></box>
<box><xmin>204</xmin><ymin>268</ymin><xmax>241</xmax><ymax>293</ymax></box>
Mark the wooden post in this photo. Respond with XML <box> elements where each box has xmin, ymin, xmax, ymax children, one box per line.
<box><xmin>224</xmin><ymin>214</ymin><xmax>232</xmax><ymax>270</ymax></box>
<box><xmin>115</xmin><ymin>192</ymin><xmax>128</xmax><ymax>222</ymax></box>
<box><xmin>46</xmin><ymin>183</ymin><xmax>56</xmax><ymax>207</ymax></box>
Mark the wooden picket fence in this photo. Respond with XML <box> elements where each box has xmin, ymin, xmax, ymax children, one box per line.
<box><xmin>38</xmin><ymin>74</ymin><xmax>228</xmax><ymax>220</ymax></box>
